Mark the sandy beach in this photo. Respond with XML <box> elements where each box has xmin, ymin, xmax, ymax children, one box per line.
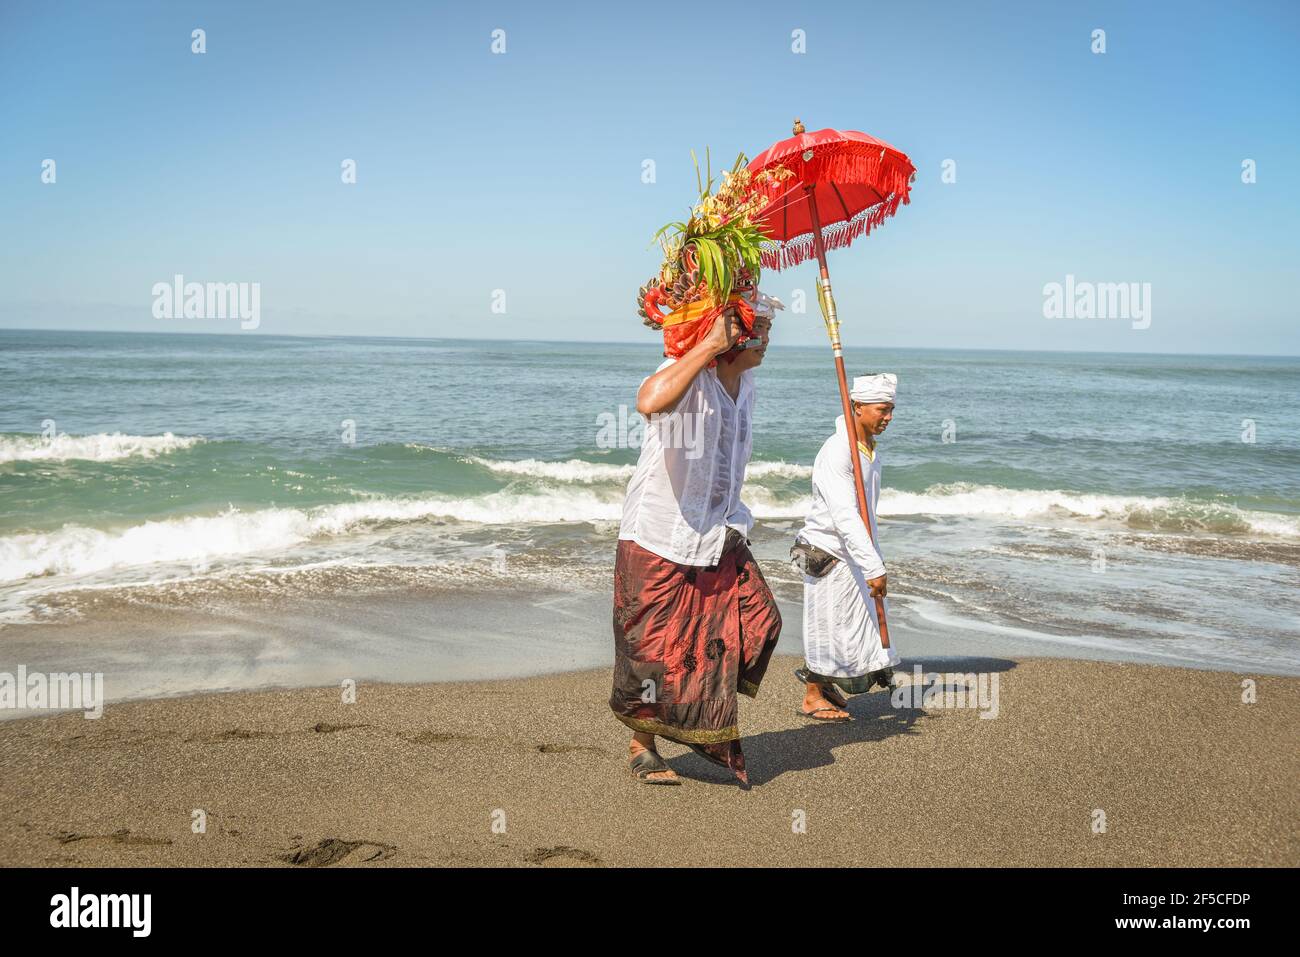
<box><xmin>1</xmin><ymin>654</ymin><xmax>1295</xmax><ymax>868</ymax></box>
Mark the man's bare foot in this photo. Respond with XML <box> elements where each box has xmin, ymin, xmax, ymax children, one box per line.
<box><xmin>629</xmin><ymin>733</ymin><xmax>679</xmax><ymax>783</ymax></box>
<box><xmin>801</xmin><ymin>683</ymin><xmax>850</xmax><ymax>720</ymax></box>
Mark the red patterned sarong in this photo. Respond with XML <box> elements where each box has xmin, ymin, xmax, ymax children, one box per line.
<box><xmin>610</xmin><ymin>532</ymin><xmax>782</xmax><ymax>785</ymax></box>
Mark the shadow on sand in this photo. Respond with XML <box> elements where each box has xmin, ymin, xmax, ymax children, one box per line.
<box><xmin>668</xmin><ymin>656</ymin><xmax>1019</xmax><ymax>787</ymax></box>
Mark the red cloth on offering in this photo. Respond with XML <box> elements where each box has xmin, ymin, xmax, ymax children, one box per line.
<box><xmin>661</xmin><ymin>295</ymin><xmax>756</xmax><ymax>365</ymax></box>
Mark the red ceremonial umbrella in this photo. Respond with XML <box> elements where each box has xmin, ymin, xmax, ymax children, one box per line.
<box><xmin>746</xmin><ymin>120</ymin><xmax>916</xmax><ymax>651</ymax></box>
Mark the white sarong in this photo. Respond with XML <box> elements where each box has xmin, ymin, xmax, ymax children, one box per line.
<box><xmin>802</xmin><ymin>559</ymin><xmax>898</xmax><ymax>685</ymax></box>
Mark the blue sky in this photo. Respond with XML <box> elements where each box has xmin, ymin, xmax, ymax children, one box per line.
<box><xmin>1</xmin><ymin>0</ymin><xmax>1296</xmax><ymax>354</ymax></box>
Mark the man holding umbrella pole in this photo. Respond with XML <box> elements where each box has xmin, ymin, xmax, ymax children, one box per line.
<box><xmin>743</xmin><ymin>119</ymin><xmax>917</xmax><ymax>717</ymax></box>
<box><xmin>791</xmin><ymin>374</ymin><xmax>900</xmax><ymax>719</ymax></box>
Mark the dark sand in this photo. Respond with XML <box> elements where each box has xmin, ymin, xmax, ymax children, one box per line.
<box><xmin>0</xmin><ymin>655</ymin><xmax>1295</xmax><ymax>867</ymax></box>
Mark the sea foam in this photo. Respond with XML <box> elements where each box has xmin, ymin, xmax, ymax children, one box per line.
<box><xmin>0</xmin><ymin>432</ymin><xmax>201</xmax><ymax>464</ymax></box>
<box><xmin>460</xmin><ymin>455</ymin><xmax>811</xmax><ymax>484</ymax></box>
<box><xmin>0</xmin><ymin>489</ymin><xmax>625</xmax><ymax>582</ymax></box>
<box><xmin>2</xmin><ymin>482</ymin><xmax>1295</xmax><ymax>585</ymax></box>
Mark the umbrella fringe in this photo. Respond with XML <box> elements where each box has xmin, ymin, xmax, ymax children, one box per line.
<box><xmin>813</xmin><ymin>142</ymin><xmax>914</xmax><ymax>201</ymax></box>
<box><xmin>759</xmin><ymin>191</ymin><xmax>905</xmax><ymax>271</ymax></box>
<box><xmin>752</xmin><ymin>142</ymin><xmax>914</xmax><ymax>271</ymax></box>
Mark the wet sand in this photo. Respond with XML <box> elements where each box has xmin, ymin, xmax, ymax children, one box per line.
<box><xmin>0</xmin><ymin>654</ymin><xmax>1295</xmax><ymax>867</ymax></box>
<box><xmin>4</xmin><ymin>564</ymin><xmax>1283</xmax><ymax>719</ymax></box>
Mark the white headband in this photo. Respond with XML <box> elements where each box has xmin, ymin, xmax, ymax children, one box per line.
<box><xmin>746</xmin><ymin>289</ymin><xmax>786</xmax><ymax>320</ymax></box>
<box><xmin>850</xmin><ymin>373</ymin><xmax>897</xmax><ymax>404</ymax></box>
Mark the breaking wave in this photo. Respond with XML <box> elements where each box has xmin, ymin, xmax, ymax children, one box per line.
<box><xmin>0</xmin><ymin>432</ymin><xmax>202</xmax><ymax>464</ymax></box>
<box><xmin>880</xmin><ymin>483</ymin><xmax>1300</xmax><ymax>537</ymax></box>
<box><xmin>3</xmin><ymin>482</ymin><xmax>1295</xmax><ymax>585</ymax></box>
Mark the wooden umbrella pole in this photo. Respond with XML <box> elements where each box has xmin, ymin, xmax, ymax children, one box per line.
<box><xmin>803</xmin><ymin>184</ymin><xmax>891</xmax><ymax>649</ymax></box>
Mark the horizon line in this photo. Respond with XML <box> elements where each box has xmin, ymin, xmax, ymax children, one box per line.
<box><xmin>0</xmin><ymin>325</ymin><xmax>1297</xmax><ymax>362</ymax></box>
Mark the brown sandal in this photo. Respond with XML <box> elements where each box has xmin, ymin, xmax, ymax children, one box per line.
<box><xmin>630</xmin><ymin>748</ymin><xmax>681</xmax><ymax>785</ymax></box>
<box><xmin>820</xmin><ymin>684</ymin><xmax>850</xmax><ymax>709</ymax></box>
<box><xmin>797</xmin><ymin>704</ymin><xmax>851</xmax><ymax>722</ymax></box>
<box><xmin>794</xmin><ymin>666</ymin><xmax>850</xmax><ymax>709</ymax></box>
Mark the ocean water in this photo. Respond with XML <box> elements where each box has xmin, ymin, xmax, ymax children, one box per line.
<box><xmin>2</xmin><ymin>328</ymin><xmax>1299</xmax><ymax>677</ymax></box>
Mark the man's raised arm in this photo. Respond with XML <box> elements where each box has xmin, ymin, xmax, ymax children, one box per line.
<box><xmin>636</xmin><ymin>312</ymin><xmax>742</xmax><ymax>416</ymax></box>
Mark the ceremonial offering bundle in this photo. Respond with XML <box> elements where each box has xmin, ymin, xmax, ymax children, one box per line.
<box><xmin>637</xmin><ymin>150</ymin><xmax>793</xmax><ymax>361</ymax></box>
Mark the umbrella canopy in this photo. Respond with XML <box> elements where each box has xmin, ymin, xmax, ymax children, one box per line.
<box><xmin>746</xmin><ymin>122</ymin><xmax>916</xmax><ymax>271</ymax></box>
<box><xmin>741</xmin><ymin>120</ymin><xmax>917</xmax><ymax>652</ymax></box>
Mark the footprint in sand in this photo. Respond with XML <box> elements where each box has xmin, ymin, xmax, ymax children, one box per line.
<box><xmin>55</xmin><ymin>828</ymin><xmax>172</xmax><ymax>847</ymax></box>
<box><xmin>280</xmin><ymin>837</ymin><xmax>396</xmax><ymax>867</ymax></box>
<box><xmin>525</xmin><ymin>845</ymin><xmax>602</xmax><ymax>866</ymax></box>
<box><xmin>312</xmin><ymin>722</ymin><xmax>368</xmax><ymax>734</ymax></box>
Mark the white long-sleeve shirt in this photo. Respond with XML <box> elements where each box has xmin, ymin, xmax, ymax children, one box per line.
<box><xmin>797</xmin><ymin>414</ymin><xmax>886</xmax><ymax>580</ymax></box>
<box><xmin>618</xmin><ymin>356</ymin><xmax>755</xmax><ymax>566</ymax></box>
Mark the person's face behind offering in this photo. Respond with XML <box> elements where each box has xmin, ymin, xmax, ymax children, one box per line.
<box><xmin>733</xmin><ymin>316</ymin><xmax>772</xmax><ymax>370</ymax></box>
